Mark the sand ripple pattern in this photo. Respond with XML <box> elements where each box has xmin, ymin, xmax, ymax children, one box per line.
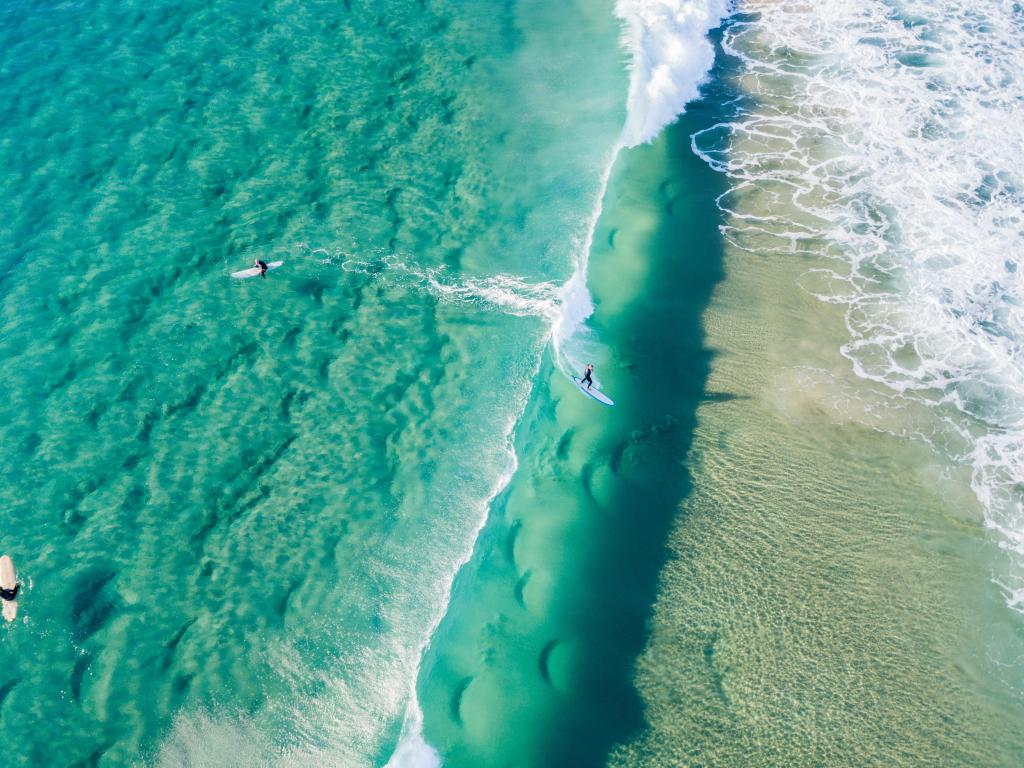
<box><xmin>0</xmin><ymin>0</ymin><xmax>626</xmax><ymax>764</ymax></box>
<box><xmin>693</xmin><ymin>0</ymin><xmax>1024</xmax><ymax>610</ymax></box>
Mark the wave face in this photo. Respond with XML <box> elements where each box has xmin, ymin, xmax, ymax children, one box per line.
<box><xmin>617</xmin><ymin>0</ymin><xmax>734</xmax><ymax>147</ymax></box>
<box><xmin>694</xmin><ymin>1</ymin><xmax>1024</xmax><ymax>608</ymax></box>
<box><xmin>390</xmin><ymin>1</ymin><xmax>732</xmax><ymax>764</ymax></box>
<box><xmin>555</xmin><ymin>0</ymin><xmax>732</xmax><ymax>367</ymax></box>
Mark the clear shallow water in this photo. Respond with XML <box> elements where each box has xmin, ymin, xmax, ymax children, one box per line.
<box><xmin>609</xmin><ymin>104</ymin><xmax>1024</xmax><ymax>766</ymax></box>
<box><xmin>0</xmin><ymin>0</ymin><xmax>627</xmax><ymax>764</ymax></box>
<box><xmin>693</xmin><ymin>0</ymin><xmax>1024</xmax><ymax>612</ymax></box>
<box><xmin>416</xmin><ymin>117</ymin><xmax>729</xmax><ymax>768</ymax></box>
<box><xmin>5</xmin><ymin>0</ymin><xmax>1024</xmax><ymax>766</ymax></box>
<box><xmin>616</xmin><ymin>5</ymin><xmax>1024</xmax><ymax>765</ymax></box>
<box><xmin>415</xmin><ymin>4</ymin><xmax>1024</xmax><ymax>767</ymax></box>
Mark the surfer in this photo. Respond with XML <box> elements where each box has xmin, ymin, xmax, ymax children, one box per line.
<box><xmin>581</xmin><ymin>363</ymin><xmax>595</xmax><ymax>390</ymax></box>
<box><xmin>255</xmin><ymin>258</ymin><xmax>269</xmax><ymax>279</ymax></box>
<box><xmin>0</xmin><ymin>583</ymin><xmax>18</xmax><ymax>602</ymax></box>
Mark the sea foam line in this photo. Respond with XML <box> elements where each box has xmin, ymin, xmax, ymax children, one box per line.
<box><xmin>555</xmin><ymin>0</ymin><xmax>733</xmax><ymax>371</ymax></box>
<box><xmin>387</xmin><ymin>1</ymin><xmax>732</xmax><ymax>764</ymax></box>
<box><xmin>691</xmin><ymin>0</ymin><xmax>1024</xmax><ymax>611</ymax></box>
<box><xmin>383</xmin><ymin>411</ymin><xmax>525</xmax><ymax>768</ymax></box>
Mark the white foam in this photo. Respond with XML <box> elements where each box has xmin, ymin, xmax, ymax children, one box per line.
<box><xmin>375</xmin><ymin>6</ymin><xmax>735</xmax><ymax>762</ymax></box>
<box><xmin>383</xmin><ymin>699</ymin><xmax>441</xmax><ymax>768</ymax></box>
<box><xmin>694</xmin><ymin>1</ymin><xmax>1024</xmax><ymax>609</ymax></box>
<box><xmin>383</xmin><ymin>401</ymin><xmax>532</xmax><ymax>768</ymax></box>
<box><xmin>551</xmin><ymin>156</ymin><xmax>614</xmax><ymax>373</ymax></box>
<box><xmin>341</xmin><ymin>254</ymin><xmax>563</xmax><ymax>323</ymax></box>
<box><xmin>382</xmin><ymin>3</ymin><xmax>735</xmax><ymax>761</ymax></box>
<box><xmin>554</xmin><ymin>0</ymin><xmax>732</xmax><ymax>373</ymax></box>
<box><xmin>616</xmin><ymin>0</ymin><xmax>734</xmax><ymax>147</ymax></box>
<box><xmin>150</xmin><ymin>3</ymin><xmax>734</xmax><ymax>764</ymax></box>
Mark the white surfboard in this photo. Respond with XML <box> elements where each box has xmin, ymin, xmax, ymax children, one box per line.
<box><xmin>572</xmin><ymin>376</ymin><xmax>614</xmax><ymax>407</ymax></box>
<box><xmin>1</xmin><ymin>555</ymin><xmax>18</xmax><ymax>622</ymax></box>
<box><xmin>231</xmin><ymin>260</ymin><xmax>284</xmax><ymax>279</ymax></box>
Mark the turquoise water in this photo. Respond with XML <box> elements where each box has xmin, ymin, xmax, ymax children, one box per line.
<box><xmin>0</xmin><ymin>1</ymin><xmax>627</xmax><ymax>764</ymax></box>
<box><xmin>5</xmin><ymin>0</ymin><xmax>1024</xmax><ymax>766</ymax></box>
<box><xmin>415</xmin><ymin>116</ymin><xmax>728</xmax><ymax>768</ymax></box>
<box><xmin>413</xmin><ymin>6</ymin><xmax>1024</xmax><ymax>767</ymax></box>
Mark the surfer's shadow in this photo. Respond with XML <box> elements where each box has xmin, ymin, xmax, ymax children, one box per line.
<box><xmin>701</xmin><ymin>391</ymin><xmax>749</xmax><ymax>403</ymax></box>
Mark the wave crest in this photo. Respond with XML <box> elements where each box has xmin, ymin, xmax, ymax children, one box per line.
<box><xmin>616</xmin><ymin>0</ymin><xmax>733</xmax><ymax>147</ymax></box>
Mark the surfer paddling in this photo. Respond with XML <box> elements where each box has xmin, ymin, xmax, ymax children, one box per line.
<box><xmin>1</xmin><ymin>554</ymin><xmax>19</xmax><ymax>621</ymax></box>
<box><xmin>581</xmin><ymin>363</ymin><xmax>595</xmax><ymax>390</ymax></box>
<box><xmin>255</xmin><ymin>258</ymin><xmax>269</xmax><ymax>279</ymax></box>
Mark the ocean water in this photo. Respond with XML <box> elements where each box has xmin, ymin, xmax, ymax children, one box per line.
<box><xmin>4</xmin><ymin>0</ymin><xmax>1024</xmax><ymax>766</ymax></box>
<box><xmin>614</xmin><ymin>1</ymin><xmax>1024</xmax><ymax>764</ymax></box>
<box><xmin>414</xmin><ymin>1</ymin><xmax>1024</xmax><ymax>767</ymax></box>
<box><xmin>692</xmin><ymin>0</ymin><xmax>1024</xmax><ymax>611</ymax></box>
<box><xmin>0</xmin><ymin>0</ymin><xmax>628</xmax><ymax>764</ymax></box>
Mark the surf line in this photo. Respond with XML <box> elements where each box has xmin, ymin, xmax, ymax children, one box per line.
<box><xmin>383</xmin><ymin>389</ymin><xmax>535</xmax><ymax>768</ymax></box>
<box><xmin>385</xmin><ymin>1</ymin><xmax>733</xmax><ymax>763</ymax></box>
<box><xmin>554</xmin><ymin>0</ymin><xmax>734</xmax><ymax>373</ymax></box>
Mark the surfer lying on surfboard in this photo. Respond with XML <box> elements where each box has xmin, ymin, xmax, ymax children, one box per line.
<box><xmin>1</xmin><ymin>554</ymin><xmax>20</xmax><ymax>621</ymax></box>
<box><xmin>581</xmin><ymin>363</ymin><xmax>595</xmax><ymax>389</ymax></box>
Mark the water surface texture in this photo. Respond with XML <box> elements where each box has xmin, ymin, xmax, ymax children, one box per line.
<box><xmin>4</xmin><ymin>0</ymin><xmax>1024</xmax><ymax>766</ymax></box>
<box><xmin>0</xmin><ymin>0</ymin><xmax>626</xmax><ymax>764</ymax></box>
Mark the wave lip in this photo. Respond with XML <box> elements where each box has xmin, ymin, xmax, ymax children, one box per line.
<box><xmin>555</xmin><ymin>0</ymin><xmax>731</xmax><ymax>372</ymax></box>
<box><xmin>616</xmin><ymin>0</ymin><xmax>733</xmax><ymax>148</ymax></box>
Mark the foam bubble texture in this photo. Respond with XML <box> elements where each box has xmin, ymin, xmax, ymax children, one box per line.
<box><xmin>693</xmin><ymin>0</ymin><xmax>1024</xmax><ymax>608</ymax></box>
<box><xmin>617</xmin><ymin>0</ymin><xmax>733</xmax><ymax>147</ymax></box>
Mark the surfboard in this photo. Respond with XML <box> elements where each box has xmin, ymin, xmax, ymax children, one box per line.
<box><xmin>572</xmin><ymin>376</ymin><xmax>614</xmax><ymax>406</ymax></box>
<box><xmin>231</xmin><ymin>260</ymin><xmax>284</xmax><ymax>279</ymax></box>
<box><xmin>1</xmin><ymin>555</ymin><xmax>17</xmax><ymax>622</ymax></box>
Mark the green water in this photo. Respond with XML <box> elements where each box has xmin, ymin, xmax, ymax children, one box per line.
<box><xmin>416</xmin><ymin>30</ymin><xmax>1024</xmax><ymax>768</ymax></box>
<box><xmin>0</xmin><ymin>1</ymin><xmax>627</xmax><ymax>764</ymax></box>
<box><xmin>5</xmin><ymin>1</ymin><xmax>1023</xmax><ymax>765</ymax></box>
<box><xmin>416</xmin><ymin>75</ymin><xmax>728</xmax><ymax>768</ymax></box>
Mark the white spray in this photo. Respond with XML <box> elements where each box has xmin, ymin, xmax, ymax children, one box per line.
<box><xmin>554</xmin><ymin>0</ymin><xmax>732</xmax><ymax>373</ymax></box>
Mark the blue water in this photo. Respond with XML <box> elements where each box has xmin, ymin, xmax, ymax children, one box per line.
<box><xmin>0</xmin><ymin>0</ymin><xmax>628</xmax><ymax>764</ymax></box>
<box><xmin>4</xmin><ymin>0</ymin><xmax>1024</xmax><ymax>766</ymax></box>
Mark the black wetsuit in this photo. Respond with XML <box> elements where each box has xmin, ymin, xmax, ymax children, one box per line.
<box><xmin>0</xmin><ymin>584</ymin><xmax>18</xmax><ymax>602</ymax></box>
<box><xmin>581</xmin><ymin>368</ymin><xmax>594</xmax><ymax>388</ymax></box>
<box><xmin>257</xmin><ymin>260</ymin><xmax>269</xmax><ymax>278</ymax></box>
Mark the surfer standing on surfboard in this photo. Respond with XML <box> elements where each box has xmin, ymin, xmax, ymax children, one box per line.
<box><xmin>255</xmin><ymin>258</ymin><xmax>269</xmax><ymax>279</ymax></box>
<box><xmin>581</xmin><ymin>363</ymin><xmax>595</xmax><ymax>390</ymax></box>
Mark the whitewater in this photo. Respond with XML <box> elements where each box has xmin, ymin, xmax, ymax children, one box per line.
<box><xmin>557</xmin><ymin>0</ymin><xmax>732</xmax><ymax>366</ymax></box>
<box><xmin>387</xmin><ymin>0</ymin><xmax>732</xmax><ymax>764</ymax></box>
<box><xmin>692</xmin><ymin>0</ymin><xmax>1024</xmax><ymax>610</ymax></box>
